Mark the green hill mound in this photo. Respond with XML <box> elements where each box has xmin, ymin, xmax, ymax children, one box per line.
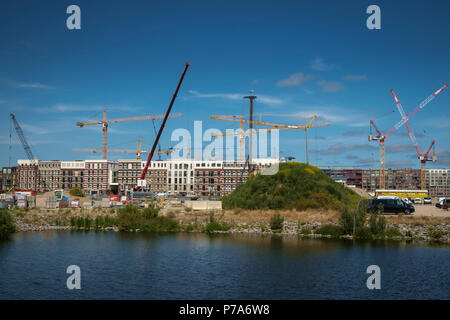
<box><xmin>222</xmin><ymin>162</ymin><xmax>359</xmax><ymax>211</ymax></box>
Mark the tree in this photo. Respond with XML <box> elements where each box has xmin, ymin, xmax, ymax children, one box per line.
<box><xmin>69</xmin><ymin>186</ymin><xmax>85</xmax><ymax>197</ymax></box>
<box><xmin>0</xmin><ymin>209</ymin><xmax>15</xmax><ymax>240</ymax></box>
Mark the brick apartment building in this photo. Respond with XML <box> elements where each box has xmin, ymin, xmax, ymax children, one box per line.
<box><xmin>322</xmin><ymin>167</ymin><xmax>449</xmax><ymax>197</ymax></box>
<box><xmin>38</xmin><ymin>160</ymin><xmax>61</xmax><ymax>192</ymax></box>
<box><xmin>17</xmin><ymin>160</ymin><xmax>39</xmax><ymax>192</ymax></box>
<box><xmin>1</xmin><ymin>167</ymin><xmax>18</xmax><ymax>192</ymax></box>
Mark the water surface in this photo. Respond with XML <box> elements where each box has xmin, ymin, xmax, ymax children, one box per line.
<box><xmin>0</xmin><ymin>231</ymin><xmax>448</xmax><ymax>299</ymax></box>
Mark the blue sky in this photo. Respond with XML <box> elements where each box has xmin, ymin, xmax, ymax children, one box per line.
<box><xmin>0</xmin><ymin>0</ymin><xmax>449</xmax><ymax>169</ymax></box>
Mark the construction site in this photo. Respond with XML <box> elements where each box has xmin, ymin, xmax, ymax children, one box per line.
<box><xmin>0</xmin><ymin>62</ymin><xmax>449</xmax><ymax>211</ymax></box>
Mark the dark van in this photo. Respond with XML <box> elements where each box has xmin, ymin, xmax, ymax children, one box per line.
<box><xmin>368</xmin><ymin>198</ymin><xmax>415</xmax><ymax>215</ymax></box>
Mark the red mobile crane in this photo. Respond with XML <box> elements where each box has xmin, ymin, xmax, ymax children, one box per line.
<box><xmin>137</xmin><ymin>62</ymin><xmax>190</xmax><ymax>189</ymax></box>
<box><xmin>390</xmin><ymin>89</ymin><xmax>438</xmax><ymax>190</ymax></box>
<box><xmin>369</xmin><ymin>84</ymin><xmax>448</xmax><ymax>189</ymax></box>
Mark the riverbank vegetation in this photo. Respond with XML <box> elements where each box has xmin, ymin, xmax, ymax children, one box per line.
<box><xmin>299</xmin><ymin>199</ymin><xmax>398</xmax><ymax>240</ymax></box>
<box><xmin>8</xmin><ymin>198</ymin><xmax>449</xmax><ymax>243</ymax></box>
<box><xmin>116</xmin><ymin>203</ymin><xmax>179</xmax><ymax>232</ymax></box>
<box><xmin>0</xmin><ymin>209</ymin><xmax>16</xmax><ymax>240</ymax></box>
<box><xmin>222</xmin><ymin>162</ymin><xmax>359</xmax><ymax>212</ymax></box>
<box><xmin>204</xmin><ymin>211</ymin><xmax>230</xmax><ymax>232</ymax></box>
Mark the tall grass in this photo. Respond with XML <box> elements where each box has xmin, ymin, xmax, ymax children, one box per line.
<box><xmin>116</xmin><ymin>203</ymin><xmax>179</xmax><ymax>232</ymax></box>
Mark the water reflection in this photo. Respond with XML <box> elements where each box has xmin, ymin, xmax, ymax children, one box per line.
<box><xmin>0</xmin><ymin>231</ymin><xmax>448</xmax><ymax>299</ymax></box>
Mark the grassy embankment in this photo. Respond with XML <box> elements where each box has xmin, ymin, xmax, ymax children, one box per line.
<box><xmin>222</xmin><ymin>162</ymin><xmax>359</xmax><ymax>212</ymax></box>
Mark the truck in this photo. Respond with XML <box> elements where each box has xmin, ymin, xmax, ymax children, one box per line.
<box><xmin>375</xmin><ymin>189</ymin><xmax>428</xmax><ymax>199</ymax></box>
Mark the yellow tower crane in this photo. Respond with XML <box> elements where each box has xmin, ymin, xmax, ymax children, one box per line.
<box><xmin>210</xmin><ymin>114</ymin><xmax>329</xmax><ymax>164</ymax></box>
<box><xmin>72</xmin><ymin>138</ymin><xmax>175</xmax><ymax>160</ymax></box>
<box><xmin>76</xmin><ymin>109</ymin><xmax>182</xmax><ymax>160</ymax></box>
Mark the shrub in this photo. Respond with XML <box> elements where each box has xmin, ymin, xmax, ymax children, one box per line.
<box><xmin>339</xmin><ymin>208</ymin><xmax>354</xmax><ymax>235</ymax></box>
<box><xmin>369</xmin><ymin>213</ymin><xmax>386</xmax><ymax>235</ymax></box>
<box><xmin>69</xmin><ymin>186</ymin><xmax>85</xmax><ymax>197</ymax></box>
<box><xmin>385</xmin><ymin>227</ymin><xmax>403</xmax><ymax>238</ymax></box>
<box><xmin>166</xmin><ymin>211</ymin><xmax>176</xmax><ymax>219</ymax></box>
<box><xmin>0</xmin><ymin>209</ymin><xmax>16</xmax><ymax>240</ymax></box>
<box><xmin>84</xmin><ymin>216</ymin><xmax>92</xmax><ymax>230</ymax></box>
<box><xmin>94</xmin><ymin>216</ymin><xmax>103</xmax><ymax>230</ymax></box>
<box><xmin>355</xmin><ymin>227</ymin><xmax>373</xmax><ymax>240</ymax></box>
<box><xmin>14</xmin><ymin>210</ymin><xmax>26</xmax><ymax>218</ymax></box>
<box><xmin>314</xmin><ymin>224</ymin><xmax>344</xmax><ymax>237</ymax></box>
<box><xmin>427</xmin><ymin>227</ymin><xmax>445</xmax><ymax>240</ymax></box>
<box><xmin>142</xmin><ymin>203</ymin><xmax>159</xmax><ymax>219</ymax></box>
<box><xmin>299</xmin><ymin>228</ymin><xmax>312</xmax><ymax>235</ymax></box>
<box><xmin>204</xmin><ymin>221</ymin><xmax>231</xmax><ymax>233</ymax></box>
<box><xmin>269</xmin><ymin>213</ymin><xmax>284</xmax><ymax>231</ymax></box>
<box><xmin>117</xmin><ymin>203</ymin><xmax>178</xmax><ymax>232</ymax></box>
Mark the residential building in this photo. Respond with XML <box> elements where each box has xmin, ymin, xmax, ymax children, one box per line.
<box><xmin>18</xmin><ymin>160</ymin><xmax>39</xmax><ymax>192</ymax></box>
<box><xmin>1</xmin><ymin>167</ymin><xmax>18</xmax><ymax>192</ymax></box>
<box><xmin>427</xmin><ymin>169</ymin><xmax>449</xmax><ymax>197</ymax></box>
<box><xmin>38</xmin><ymin>161</ymin><xmax>61</xmax><ymax>192</ymax></box>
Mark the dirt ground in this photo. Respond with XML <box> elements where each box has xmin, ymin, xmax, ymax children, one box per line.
<box><xmin>410</xmin><ymin>204</ymin><xmax>449</xmax><ymax>217</ymax></box>
<box><xmin>174</xmin><ymin>208</ymin><xmax>341</xmax><ymax>225</ymax></box>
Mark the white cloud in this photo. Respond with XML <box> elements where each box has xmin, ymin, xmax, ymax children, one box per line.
<box><xmin>434</xmin><ymin>148</ymin><xmax>450</xmax><ymax>166</ymax></box>
<box><xmin>310</xmin><ymin>58</ymin><xmax>334</xmax><ymax>71</ymax></box>
<box><xmin>276</xmin><ymin>72</ymin><xmax>313</xmax><ymax>88</ymax></box>
<box><xmin>187</xmin><ymin>90</ymin><xmax>284</xmax><ymax>106</ymax></box>
<box><xmin>35</xmin><ymin>104</ymin><xmax>142</xmax><ymax>114</ymax></box>
<box><xmin>20</xmin><ymin>123</ymin><xmax>50</xmax><ymax>135</ymax></box>
<box><xmin>343</xmin><ymin>75</ymin><xmax>368</xmax><ymax>81</ymax></box>
<box><xmin>310</xmin><ymin>143</ymin><xmax>375</xmax><ymax>155</ymax></box>
<box><xmin>316</xmin><ymin>80</ymin><xmax>344</xmax><ymax>93</ymax></box>
<box><xmin>289</xmin><ymin>105</ymin><xmax>369</xmax><ymax>128</ymax></box>
<box><xmin>9</xmin><ymin>81</ymin><xmax>54</xmax><ymax>89</ymax></box>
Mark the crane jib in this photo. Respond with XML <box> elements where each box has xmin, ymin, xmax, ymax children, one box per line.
<box><xmin>139</xmin><ymin>62</ymin><xmax>190</xmax><ymax>185</ymax></box>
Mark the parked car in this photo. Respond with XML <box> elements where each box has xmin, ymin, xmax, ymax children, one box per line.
<box><xmin>402</xmin><ymin>198</ymin><xmax>412</xmax><ymax>205</ymax></box>
<box><xmin>442</xmin><ymin>199</ymin><xmax>450</xmax><ymax>211</ymax></box>
<box><xmin>413</xmin><ymin>198</ymin><xmax>422</xmax><ymax>204</ymax></box>
<box><xmin>436</xmin><ymin>198</ymin><xmax>449</xmax><ymax>208</ymax></box>
<box><xmin>423</xmin><ymin>197</ymin><xmax>432</xmax><ymax>204</ymax></box>
<box><xmin>369</xmin><ymin>197</ymin><xmax>415</xmax><ymax>215</ymax></box>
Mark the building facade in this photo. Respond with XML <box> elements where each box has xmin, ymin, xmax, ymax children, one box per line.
<box><xmin>38</xmin><ymin>161</ymin><xmax>61</xmax><ymax>192</ymax></box>
<box><xmin>322</xmin><ymin>167</ymin><xmax>448</xmax><ymax>197</ymax></box>
<box><xmin>1</xmin><ymin>167</ymin><xmax>18</xmax><ymax>192</ymax></box>
<box><xmin>18</xmin><ymin>160</ymin><xmax>39</xmax><ymax>192</ymax></box>
<box><xmin>427</xmin><ymin>169</ymin><xmax>449</xmax><ymax>197</ymax></box>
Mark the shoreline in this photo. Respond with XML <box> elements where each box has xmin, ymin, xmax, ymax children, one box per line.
<box><xmin>14</xmin><ymin>216</ymin><xmax>450</xmax><ymax>244</ymax></box>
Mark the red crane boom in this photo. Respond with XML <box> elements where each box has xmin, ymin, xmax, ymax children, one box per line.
<box><xmin>138</xmin><ymin>62</ymin><xmax>190</xmax><ymax>186</ymax></box>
